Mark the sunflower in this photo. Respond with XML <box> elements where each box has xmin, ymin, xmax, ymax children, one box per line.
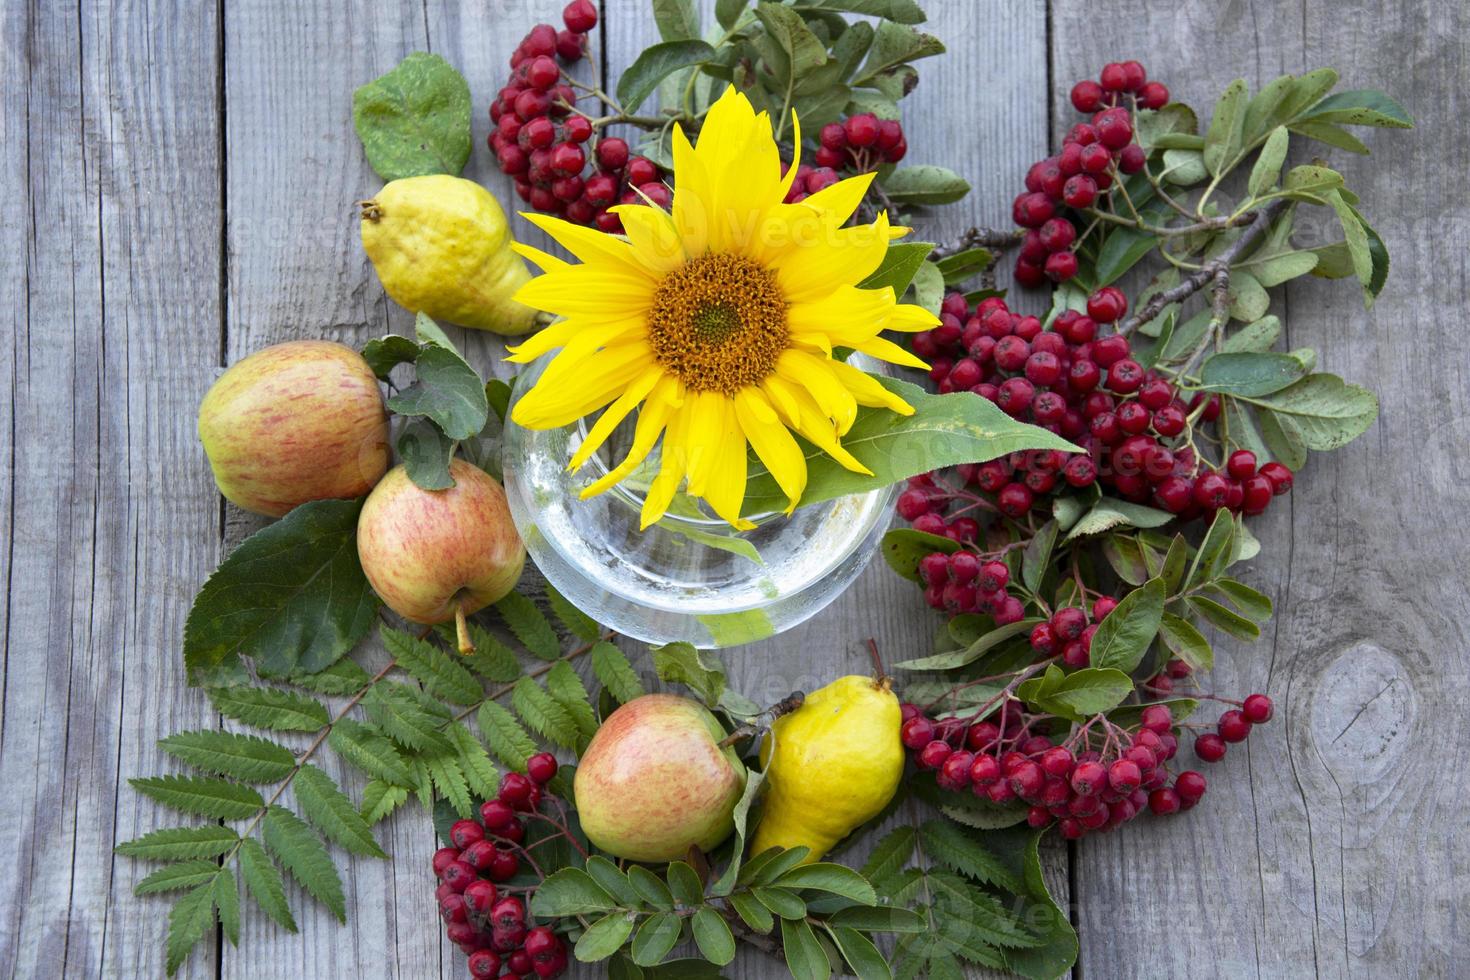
<box><xmin>506</xmin><ymin>86</ymin><xmax>937</xmax><ymax>530</ymax></box>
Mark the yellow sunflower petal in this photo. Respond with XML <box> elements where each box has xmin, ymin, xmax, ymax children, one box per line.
<box><xmin>510</xmin><ymin>342</ymin><xmax>654</xmax><ymax>428</ymax></box>
<box><xmin>568</xmin><ymin>364</ymin><xmax>667</xmax><ymax>470</ymax></box>
<box><xmin>782</xmin><ymin>384</ymin><xmax>873</xmax><ymax>476</ymax></box>
<box><xmin>640</xmin><ymin>397</ymin><xmax>695</xmax><ymax>528</ymax></box>
<box><xmin>701</xmin><ymin>412</ymin><xmax>754</xmax><ymax>530</ymax></box>
<box><xmin>777</xmin><ymin>349</ymin><xmax>858</xmax><ymax>435</ymax></box>
<box><xmin>510</xmin><ymin>241</ymin><xmax>572</xmax><ymax>273</ymax></box>
<box><xmin>787</xmin><ymin>284</ymin><xmax>896</xmax><ymax>341</ymax></box>
<box><xmin>514</xmin><ymin>267</ymin><xmax>656</xmax><ymax>317</ymax></box>
<box><xmin>776</xmin><ymin>113</ymin><xmax>803</xmax><ymax>199</ymax></box>
<box><xmin>669</xmin><ymin>124</ymin><xmax>712</xmax><ymax>257</ymax></box>
<box><xmin>505</xmin><ymin>315</ymin><xmax>644</xmax><ymax>363</ymax></box>
<box><xmin>802</xmin><ymin>172</ymin><xmax>876</xmax><ymax>224</ymax></box>
<box><xmin>884</xmin><ymin>302</ymin><xmax>942</xmax><ymax>332</ymax></box>
<box><xmin>582</xmin><ymin>376</ymin><xmax>682</xmax><ymax>498</ymax></box>
<box><xmin>735</xmin><ymin>388</ymin><xmax>807</xmax><ymax>512</ymax></box>
<box><xmin>775</xmin><ymin>212</ymin><xmax>892</xmax><ymax>303</ymax></box>
<box><xmin>521</xmin><ymin>211</ymin><xmax>655</xmax><ymax>280</ymax></box>
<box><xmin>852</xmin><ymin>335</ymin><xmax>931</xmax><ymax>371</ymax></box>
<box><xmin>612</xmin><ymin>203</ymin><xmax>687</xmax><ymax>275</ymax></box>
<box><xmin>683</xmin><ymin>391</ymin><xmax>727</xmax><ymax>497</ymax></box>
<box><xmin>826</xmin><ymin>358</ymin><xmax>915</xmax><ymax>415</ymax></box>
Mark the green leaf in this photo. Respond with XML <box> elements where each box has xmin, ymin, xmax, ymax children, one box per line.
<box><xmin>1209</xmin><ymin>578</ymin><xmax>1274</xmax><ymax>622</ymax></box>
<box><xmin>631</xmin><ymin>910</ymin><xmax>684</xmax><ymax>966</ymax></box>
<box><xmin>592</xmin><ymin>641</ymin><xmax>645</xmax><ymax>703</ymax></box>
<box><xmin>183</xmin><ymin>498</ymin><xmax>377</xmax><ymax>684</ymax></box>
<box><xmin>158</xmin><ymin>730</ymin><xmax>296</xmax><ymax>784</ymax></box>
<box><xmin>1203</xmin><ymin>78</ymin><xmax>1248</xmax><ymax>176</ymax></box>
<box><xmin>290</xmin><ymin>658</ymin><xmax>373</xmax><ymax>696</ymax></box>
<box><xmin>458</xmin><ymin>621</ymin><xmax>522</xmax><ymax>682</ymax></box>
<box><xmin>629</xmin><ymin>865</ymin><xmax>676</xmax><ymax>910</ymax></box>
<box><xmin>782</xmin><ymin>917</ymin><xmax>832</xmax><ymax>980</ymax></box>
<box><xmin>237</xmin><ymin>837</ymin><xmax>297</xmax><ymax>932</ymax></box>
<box><xmin>652</xmin><ymin>0</ymin><xmax>699</xmax><ymax>40</ymax></box>
<box><xmin>1248</xmin><ymin>126</ymin><xmax>1288</xmax><ymax>195</ymax></box>
<box><xmin>1198</xmin><ymin>351</ymin><xmax>1308</xmax><ymax>396</ymax></box>
<box><xmin>496</xmin><ymin>592</ymin><xmax>561</xmax><ymax>660</ymax></box>
<box><xmin>830</xmin><ymin>905</ymin><xmax>926</xmax><ymax>933</ymax></box>
<box><xmin>753</xmin><ymin>885</ymin><xmax>807</xmax><ymax>920</ymax></box>
<box><xmin>1088</xmin><ymin>577</ymin><xmax>1165</xmax><ymax>672</ymax></box>
<box><xmin>361</xmin><ymin>334</ymin><xmax>419</xmax><ymax>380</ymax></box>
<box><xmin>396</xmin><ymin>417</ymin><xmax>456</xmax><ymax>491</ymax></box>
<box><xmin>715</xmin><ymin>0</ymin><xmax>747</xmax><ymax>29</ymax></box>
<box><xmin>328</xmin><ymin>718</ymin><xmax>414</xmax><ymax>786</ymax></box>
<box><xmin>749</xmin><ymin>847</ymin><xmax>814</xmax><ymax>885</ymax></box>
<box><xmin>858</xmin><ymin>242</ymin><xmax>934</xmax><ymax>296</ymax></box>
<box><xmin>546</xmin><ymin>661</ymin><xmax>599</xmax><ymax>740</ymax></box>
<box><xmin>1185</xmin><ymin>508</ymin><xmax>1237</xmax><ymax>587</ymax></box>
<box><xmin>135</xmin><ymin>860</ymin><xmax>227</xmax><ymax>896</ymax></box>
<box><xmin>881</xmin><ymin>527</ymin><xmax>959</xmax><ymax>583</ymax></box>
<box><xmin>1017</xmin><ymin>665</ymin><xmax>1134</xmax><ymax>721</ymax></box>
<box><xmin>880</xmin><ymin>165</ymin><xmax>970</xmax><ymax>206</ymax></box>
<box><xmin>1101</xmin><ymin>534</ymin><xmax>1148</xmax><ymax>586</ymax></box>
<box><xmin>1227</xmin><ymin>270</ymin><xmax>1269</xmax><ymax>322</ymax></box>
<box><xmin>1021</xmin><ymin>520</ymin><xmax>1058</xmax><ymax>594</ymax></box>
<box><xmin>352</xmin><ymin>52</ymin><xmax>472</xmax><ymax>181</ymax></box>
<box><xmin>1066</xmin><ymin>497</ymin><xmax>1173</xmax><ymax>540</ymax></box>
<box><xmin>861</xmin><ymin>825</ymin><xmax>915</xmax><ymax>883</ymax></box>
<box><xmin>532</xmin><ymin>868</ymin><xmax>620</xmax><ymax>917</ymax></box>
<box><xmin>1290</xmin><ymin>118</ymin><xmax>1370</xmax><ymax>154</ymax></box>
<box><xmin>894</xmin><ymin>619</ymin><xmax>1038</xmax><ymax>671</ymax></box>
<box><xmin>1188</xmin><ymin>596</ymin><xmax>1261</xmax><ymax>640</ymax></box>
<box><xmin>446</xmin><ymin>722</ymin><xmax>501</xmax><ymax>800</ymax></box>
<box><xmin>1298</xmin><ymin>88</ymin><xmax>1413</xmax><ymax>128</ymax></box>
<box><xmin>828</xmin><ymin>926</ymin><xmax>892</xmax><ymax>980</ymax></box>
<box><xmin>261</xmin><ymin>806</ymin><xmax>346</xmax><ymax>922</ymax></box>
<box><xmin>413</xmin><ymin>312</ymin><xmax>461</xmax><ymax>353</ymax></box>
<box><xmin>934</xmin><ymin>247</ymin><xmax>994</xmax><ymax>286</ymax></box>
<box><xmin>584</xmin><ymin>856</ymin><xmax>643</xmax><ymax>908</ymax></box>
<box><xmin>1222</xmin><ymin>315</ymin><xmax>1282</xmax><ymax>353</ymax></box>
<box><xmin>1158</xmin><ymin>612</ymin><xmax>1213</xmax><ymax>670</ymax></box>
<box><xmin>710</xmin><ymin>763</ymin><xmax>768</xmax><ymax>896</ymax></box>
<box><xmin>664</xmin><ymin>861</ymin><xmax>704</xmax><ymax>907</ymax></box>
<box><xmin>617</xmin><ymin>40</ymin><xmax>716</xmax><ymax>111</ymax></box>
<box><xmin>165</xmin><ymin>882</ymin><xmax>217</xmax><ymax>975</ymax></box>
<box><xmin>1161</xmin><ymin>147</ymin><xmax>1208</xmax><ymax>185</ymax></box>
<box><xmin>386</xmin><ymin>343</ymin><xmax>489</xmax><ymax>441</ymax></box>
<box><xmin>130</xmin><ymin>775</ymin><xmax>264</xmax><ymax>821</ymax></box>
<box><xmin>512</xmin><ymin>677</ymin><xmax>580</xmax><ymax>749</ymax></box>
<box><xmin>1000</xmin><ymin>830</ymin><xmax>1078</xmax><ymax>979</ymax></box>
<box><xmin>545</xmin><ymin>584</ymin><xmax>600</xmax><ymax>642</ymax></box>
<box><xmin>652</xmin><ymin>642</ymin><xmax>726</xmax><ymax>706</ymax></box>
<box><xmin>294</xmin><ymin>764</ymin><xmax>387</xmax><ymax>858</ymax></box>
<box><xmin>359</xmin><ymin>779</ymin><xmax>410</xmax><ymax>825</ymax></box>
<box><xmin>381</xmin><ymin>626</ymin><xmax>481</xmax><ymax>705</ymax></box>
<box><xmin>576</xmin><ymin>911</ymin><xmax>640</xmax><ymax>962</ymax></box>
<box><xmin>744</xmin><ymin>377</ymin><xmax>1075</xmax><ymax>516</ymax></box>
<box><xmin>214</xmin><ymin>865</ymin><xmax>241</xmax><ymax>946</ymax></box>
<box><xmin>361</xmin><ymin>683</ymin><xmax>453</xmax><ymax>754</ymax></box>
<box><xmin>116</xmin><ymin>825</ymin><xmax>238</xmax><ymax>862</ymax></box>
<box><xmin>478</xmin><ymin>700</ymin><xmax>538</xmax><ymax>771</ymax></box>
<box><xmin>777</xmin><ymin>863</ymin><xmax>878</xmax><ymax>904</ymax></box>
<box><xmin>685</xmin><ymin>906</ymin><xmax>736</xmax><ymax>965</ymax></box>
<box><xmin>1094</xmin><ymin>225</ymin><xmax>1156</xmax><ymax>286</ymax></box>
<box><xmin>918</xmin><ymin>820</ymin><xmax>1024</xmax><ymax>894</ymax></box>
<box><xmin>729</xmin><ymin>891</ymin><xmax>775</xmax><ymax>933</ymax></box>
<box><xmin>908</xmin><ymin>259</ymin><xmax>944</xmax><ymax>314</ymax></box>
<box><xmin>1249</xmin><ymin>373</ymin><xmax>1378</xmax><ymax>451</ymax></box>
<box><xmin>207</xmin><ymin>685</ymin><xmax>329</xmax><ymax>733</ymax></box>
<box><xmin>426</xmin><ymin>755</ymin><xmax>474</xmax><ymax>817</ymax></box>
<box><xmin>853</xmin><ymin>20</ymin><xmax>943</xmax><ymax>85</ymax></box>
<box><xmin>757</xmin><ymin>2</ymin><xmax>829</xmax><ymax>75</ymax></box>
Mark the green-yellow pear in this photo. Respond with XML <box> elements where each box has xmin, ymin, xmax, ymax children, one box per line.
<box><xmin>356</xmin><ymin>458</ymin><xmax>525</xmax><ymax>651</ymax></box>
<box><xmin>574</xmin><ymin>694</ymin><xmax>747</xmax><ymax>862</ymax></box>
<box><xmin>198</xmin><ymin>340</ymin><xmax>390</xmax><ymax>517</ymax></box>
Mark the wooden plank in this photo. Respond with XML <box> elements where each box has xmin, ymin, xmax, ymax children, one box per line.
<box><xmin>0</xmin><ymin>0</ymin><xmax>222</xmax><ymax>977</ymax></box>
<box><xmin>1053</xmin><ymin>1</ymin><xmax>1470</xmax><ymax>977</ymax></box>
<box><xmin>600</xmin><ymin>2</ymin><xmax>1055</xmax><ymax>977</ymax></box>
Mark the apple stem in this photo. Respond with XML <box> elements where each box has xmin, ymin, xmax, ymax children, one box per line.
<box><xmin>455</xmin><ymin>604</ymin><xmax>473</xmax><ymax>655</ymax></box>
<box><xmin>867</xmin><ymin>637</ymin><xmax>891</xmax><ymax>689</ymax></box>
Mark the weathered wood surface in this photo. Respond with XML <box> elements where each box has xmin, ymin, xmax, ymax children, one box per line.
<box><xmin>0</xmin><ymin>0</ymin><xmax>1462</xmax><ymax>977</ymax></box>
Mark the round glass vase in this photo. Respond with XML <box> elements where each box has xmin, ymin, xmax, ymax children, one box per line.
<box><xmin>500</xmin><ymin>356</ymin><xmax>897</xmax><ymax>649</ymax></box>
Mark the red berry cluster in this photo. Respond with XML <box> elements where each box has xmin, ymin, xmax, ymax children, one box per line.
<box><xmin>902</xmin><ymin>290</ymin><xmax>1294</xmax><ymax>522</ymax></box>
<box><xmin>433</xmin><ymin>753</ymin><xmax>568</xmax><ymax>979</ymax></box>
<box><xmin>1011</xmin><ymin>61</ymin><xmax>1170</xmax><ymax>287</ymax></box>
<box><xmin>489</xmin><ymin>2</ymin><xmax>667</xmax><ymax>230</ymax></box>
<box><xmin>899</xmin><ymin>701</ymin><xmax>1207</xmax><ymax>836</ymax></box>
<box><xmin>815</xmin><ymin>113</ymin><xmax>908</xmax><ymax>170</ymax></box>
<box><xmin>1193</xmin><ymin>693</ymin><xmax>1275</xmax><ymax>763</ymax></box>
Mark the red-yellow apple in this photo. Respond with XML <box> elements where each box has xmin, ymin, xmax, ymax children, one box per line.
<box><xmin>198</xmin><ymin>340</ymin><xmax>390</xmax><ymax>517</ymax></box>
<box><xmin>574</xmin><ymin>694</ymin><xmax>747</xmax><ymax>862</ymax></box>
<box><xmin>356</xmin><ymin>458</ymin><xmax>525</xmax><ymax>650</ymax></box>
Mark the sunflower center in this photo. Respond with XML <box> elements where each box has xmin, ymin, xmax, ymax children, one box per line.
<box><xmin>647</xmin><ymin>253</ymin><xmax>788</xmax><ymax>396</ymax></box>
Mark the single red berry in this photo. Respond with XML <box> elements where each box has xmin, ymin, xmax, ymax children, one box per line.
<box><xmin>997</xmin><ymin>481</ymin><xmax>1034</xmax><ymax>517</ymax></box>
<box><xmin>1071</xmin><ymin>79</ymin><xmax>1105</xmax><ymax>112</ymax></box>
<box><xmin>1117</xmin><ymin>401</ymin><xmax>1151</xmax><ymax>435</ymax></box>
<box><xmin>1028</xmin><ymin>622</ymin><xmax>1057</xmax><ymax>656</ymax></box>
<box><xmin>563</xmin><ymin>0</ymin><xmax>597</xmax><ymax>32</ymax></box>
<box><xmin>450</xmin><ymin>819</ymin><xmax>486</xmax><ymax>850</ymax></box>
<box><xmin>1079</xmin><ymin>142</ymin><xmax>1112</xmax><ymax>174</ymax></box>
<box><xmin>1038</xmin><ymin>217</ymin><xmax>1077</xmax><ymax>252</ymax></box>
<box><xmin>1039</xmin><ymin>746</ymin><xmax>1075</xmax><ymax>777</ymax></box>
<box><xmin>441</xmin><ymin>860</ymin><xmax>477</xmax><ymax>892</ymax></box>
<box><xmin>555</xmin><ymin>28</ymin><xmax>586</xmax><ymax>61</ymax></box>
<box><xmin>1139</xmin><ymin>704</ymin><xmax>1173</xmax><ymax>734</ymax></box>
<box><xmin>1118</xmin><ymin>60</ymin><xmax>1147</xmax><ymax>91</ymax></box>
<box><xmin>480</xmin><ymin>799</ymin><xmax>517</xmax><ymax>832</ymax></box>
<box><xmin>1070</xmin><ymin>760</ymin><xmax>1107</xmax><ymax>796</ymax></box>
<box><xmin>938</xmin><ymin>750</ymin><xmax>976</xmax><ymax>791</ymax></box>
<box><xmin>626</xmin><ymin>156</ymin><xmax>658</xmax><ymax>185</ymax></box>
<box><xmin>486</xmin><ymin>846</ymin><xmax>520</xmax><ymax>882</ymax></box>
<box><xmin>1217</xmin><ymin>709</ymin><xmax>1253</xmax><ymax>743</ymax></box>
<box><xmin>498</xmin><ymin>772</ymin><xmax>534</xmax><ymax>808</ymax></box>
<box><xmin>508</xmin><ymin>951</ymin><xmax>534</xmax><ymax>975</ymax></box>
<box><xmin>1195</xmin><ymin>733</ymin><xmax>1227</xmax><ymax>762</ymax></box>
<box><xmin>514</xmin><ymin>88</ymin><xmax>551</xmax><ymax>121</ymax></box>
<box><xmin>525</xmin><ymin>925</ymin><xmax>561</xmax><ymax>960</ymax></box>
<box><xmin>1139</xmin><ymin>81</ymin><xmax>1170</xmax><ymax>110</ymax></box>
<box><xmin>1063</xmin><ymin>455</ymin><xmax>1098</xmax><ymax>487</ymax></box>
<box><xmin>1259</xmin><ymin>462</ymin><xmax>1294</xmax><ymax>495</ymax></box>
<box><xmin>1044</xmin><ymin>250</ymin><xmax>1078</xmax><ymax>282</ymax></box>
<box><xmin>1014</xmin><ymin>257</ymin><xmax>1047</xmax><ymax>288</ymax></box>
<box><xmin>1108</xmin><ymin>759</ymin><xmax>1142</xmax><ymax>793</ymax></box>
<box><xmin>1086</xmin><ymin>286</ymin><xmax>1128</xmax><ymax>324</ymax></box>
<box><xmin>1062</xmin><ymin>174</ymin><xmax>1097</xmax><ymax>208</ymax></box>
<box><xmin>918</xmin><ymin>740</ymin><xmax>954</xmax><ymax>770</ymax></box>
<box><xmin>969</xmin><ymin>753</ymin><xmax>1002</xmax><ymax>786</ymax></box>
<box><xmin>526</xmin><ymin>752</ymin><xmax>559</xmax><ymax>785</ymax></box>
<box><xmin>844</xmin><ymin>113</ymin><xmax>880</xmax><ymax>147</ymax></box>
<box><xmin>1174</xmin><ymin>770</ymin><xmax>1207</xmax><ymax>802</ymax></box>
<box><xmin>463</xmin><ymin>878</ymin><xmax>499</xmax><ymax>915</ymax></box>
<box><xmin>432</xmin><ymin>846</ymin><xmax>461</xmax><ymax>878</ymax></box>
<box><xmin>1148</xmin><ymin>787</ymin><xmax>1182</xmax><ymax>815</ymax></box>
<box><xmin>1226</xmin><ymin>449</ymin><xmax>1258</xmax><ymax>480</ymax></box>
<box><xmin>1242</xmin><ymin>693</ymin><xmax>1275</xmax><ymax>723</ymax></box>
<box><xmin>1193</xmin><ymin>471</ymin><xmax>1231</xmax><ymax>510</ymax></box>
<box><xmin>1242</xmin><ymin>474</ymin><xmax>1274</xmax><ymax>514</ymax></box>
<box><xmin>1099</xmin><ymin>62</ymin><xmax>1129</xmax><ymax>92</ymax></box>
<box><xmin>595</xmin><ymin>137</ymin><xmax>629</xmax><ymax>171</ymax></box>
<box><xmin>1013</xmin><ymin>191</ymin><xmax>1056</xmax><ymax>228</ymax></box>
<box><xmin>901</xmin><ymin>715</ymin><xmax>936</xmax><ymax>750</ymax></box>
<box><xmin>468</xmin><ymin>949</ymin><xmax>502</xmax><ymax>979</ymax></box>
<box><xmin>1095</xmin><ymin>107</ymin><xmax>1134</xmax><ymax>149</ymax></box>
<box><xmin>1106</xmin><ymin>359</ymin><xmax>1144</xmax><ymax>394</ymax></box>
<box><xmin>549</xmin><ymin>142</ymin><xmax>585</xmax><ymax>176</ymax></box>
<box><xmin>523</xmin><ymin>23</ymin><xmax>559</xmax><ymax>58</ymax></box>
<box><xmin>1052</xmin><ymin>606</ymin><xmax>1087</xmax><ymax>640</ymax></box>
<box><xmin>1092</xmin><ymin>595</ymin><xmax>1118</xmax><ymax>620</ymax></box>
<box><xmin>1009</xmin><ymin>760</ymin><xmax>1045</xmax><ymax>799</ymax></box>
<box><xmin>526</xmin><ymin>56</ymin><xmax>559</xmax><ymax>91</ymax></box>
<box><xmin>1152</xmin><ymin>404</ymin><xmax>1186</xmax><ymax>437</ymax></box>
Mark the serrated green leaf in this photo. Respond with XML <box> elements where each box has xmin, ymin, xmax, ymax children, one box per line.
<box><xmin>478</xmin><ymin>700</ymin><xmax>538</xmax><ymax>771</ymax></box>
<box><xmin>328</xmin><ymin>718</ymin><xmax>414</xmax><ymax>786</ymax></box>
<box><xmin>183</xmin><ymin>498</ymin><xmax>377</xmax><ymax>684</ymax></box>
<box><xmin>159</xmin><ymin>731</ymin><xmax>296</xmax><ymax>787</ymax></box>
<box><xmin>1158</xmin><ymin>612</ymin><xmax>1213</xmax><ymax>670</ymax></box>
<box><xmin>380</xmin><ymin>626</ymin><xmax>481</xmax><ymax>705</ymax></box>
<box><xmin>213</xmin><ymin>865</ymin><xmax>241</xmax><ymax>946</ymax></box>
<box><xmin>1088</xmin><ymin>577</ymin><xmax>1165</xmax><ymax>672</ymax></box>
<box><xmin>830</xmin><ymin>905</ymin><xmax>927</xmax><ymax>933</ymax></box>
<box><xmin>860</xmin><ymin>826</ymin><xmax>915</xmax><ymax>883</ymax></box>
<box><xmin>130</xmin><ymin>775</ymin><xmax>264</xmax><ymax>821</ymax></box>
<box><xmin>545</xmin><ymin>584</ymin><xmax>600</xmax><ymax>642</ymax></box>
<box><xmin>495</xmin><ymin>592</ymin><xmax>561</xmax><ymax>660</ymax></box>
<box><xmin>361</xmin><ymin>683</ymin><xmax>454</xmax><ymax>754</ymax></box>
<box><xmin>425</xmin><ymin>755</ymin><xmax>474</xmax><ymax>818</ymax></box>
<box><xmin>918</xmin><ymin>821</ymin><xmax>1023</xmax><ymax>894</ymax></box>
<box><xmin>546</xmin><ymin>661</ymin><xmax>598</xmax><ymax>740</ymax></box>
<box><xmin>262</xmin><ymin>806</ymin><xmax>345</xmax><ymax>921</ymax></box>
<box><xmin>446</xmin><ymin>723</ymin><xmax>500</xmax><ymax>799</ymax></box>
<box><xmin>135</xmin><ymin>861</ymin><xmax>226</xmax><ymax>896</ymax></box>
<box><xmin>293</xmin><ymin>764</ymin><xmax>387</xmax><ymax>858</ymax></box>
<box><xmin>289</xmin><ymin>657</ymin><xmax>374</xmax><ymax>696</ymax></box>
<box><xmin>207</xmin><ymin>685</ymin><xmax>329</xmax><ymax>732</ymax></box>
<box><xmin>236</xmin><ymin>836</ymin><xmax>297</xmax><ymax>932</ymax></box>
<box><xmin>115</xmin><ymin>825</ymin><xmax>238</xmax><ymax>861</ymax></box>
<box><xmin>576</xmin><ymin>911</ymin><xmax>639</xmax><ymax>962</ymax></box>
<box><xmin>512</xmin><ymin>677</ymin><xmax>579</xmax><ymax>749</ymax></box>
<box><xmin>165</xmin><ymin>882</ymin><xmax>217</xmax><ymax>975</ymax></box>
<box><xmin>360</xmin><ymin>779</ymin><xmax>410</xmax><ymax>825</ymax></box>
<box><xmin>458</xmin><ymin>621</ymin><xmax>522</xmax><ymax>682</ymax></box>
<box><xmin>591</xmin><ymin>641</ymin><xmax>645</xmax><ymax>703</ymax></box>
<box><xmin>352</xmin><ymin>52</ymin><xmax>472</xmax><ymax>181</ymax></box>
<box><xmin>782</xmin><ymin>917</ymin><xmax>831</xmax><ymax>980</ymax></box>
<box><xmin>631</xmin><ymin>910</ymin><xmax>683</xmax><ymax>966</ymax></box>
<box><xmin>386</xmin><ymin>343</ymin><xmax>488</xmax><ymax>441</ymax></box>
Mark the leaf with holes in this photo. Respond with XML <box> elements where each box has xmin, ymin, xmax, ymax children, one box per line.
<box><xmin>353</xmin><ymin>52</ymin><xmax>472</xmax><ymax>180</ymax></box>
